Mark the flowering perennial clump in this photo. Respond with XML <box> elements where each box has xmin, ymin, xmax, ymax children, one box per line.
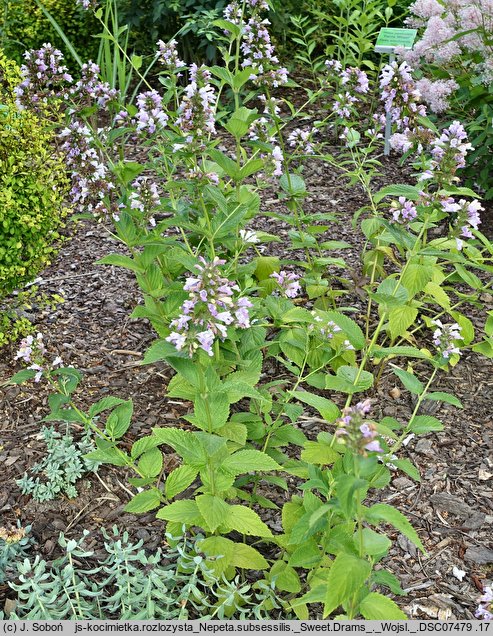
<box><xmin>441</xmin><ymin>198</ymin><xmax>483</xmax><ymax>249</ymax></box>
<box><xmin>166</xmin><ymin>258</ymin><xmax>253</xmax><ymax>357</ymax></box>
<box><xmin>70</xmin><ymin>61</ymin><xmax>118</xmax><ymax>108</ymax></box>
<box><xmin>476</xmin><ymin>586</ymin><xmax>493</xmax><ymax>621</ymax></box>
<box><xmin>335</xmin><ymin>400</ymin><xmax>384</xmax><ymax>455</ymax></box>
<box><xmin>431</xmin><ymin>320</ymin><xmax>463</xmax><ymax>359</ymax></box>
<box><xmin>325</xmin><ymin>60</ymin><xmax>370</xmax><ymax>123</ymax></box>
<box><xmin>420</xmin><ymin>121</ymin><xmax>473</xmax><ymax>184</ymax></box>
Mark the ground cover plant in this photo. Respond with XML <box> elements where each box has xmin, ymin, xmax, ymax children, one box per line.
<box><xmin>1</xmin><ymin>0</ymin><xmax>493</xmax><ymax>623</ymax></box>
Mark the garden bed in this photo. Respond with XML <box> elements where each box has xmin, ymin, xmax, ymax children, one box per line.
<box><xmin>1</xmin><ymin>151</ymin><xmax>492</xmax><ymax>620</ymax></box>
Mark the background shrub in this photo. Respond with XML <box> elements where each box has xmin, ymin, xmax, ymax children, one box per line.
<box><xmin>0</xmin><ymin>0</ymin><xmax>99</xmax><ymax>68</ymax></box>
<box><xmin>0</xmin><ymin>51</ymin><xmax>70</xmax><ymax>340</ymax></box>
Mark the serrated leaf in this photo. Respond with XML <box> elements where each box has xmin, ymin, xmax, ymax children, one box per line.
<box><xmin>142</xmin><ymin>339</ymin><xmax>187</xmax><ymax>365</ymax></box>
<box><xmin>97</xmin><ymin>253</ymin><xmax>143</xmax><ymax>273</ymax></box>
<box><xmin>233</xmin><ymin>543</ymin><xmax>269</xmax><ymax>570</ymax></box>
<box><xmin>389</xmin><ymin>306</ymin><xmax>418</xmax><ymax>340</ymax></box>
<box><xmin>8</xmin><ymin>369</ymin><xmax>37</xmax><ymax>384</ymax></box>
<box><xmin>322</xmin><ymin>311</ymin><xmax>366</xmax><ymax>350</ymax></box>
<box><xmin>365</xmin><ymin>503</ymin><xmax>425</xmax><ymax>553</ymax></box>
<box><xmin>292</xmin><ymin>391</ymin><xmax>340</xmax><ymax>422</ymax></box>
<box><xmin>401</xmin><ymin>263</ymin><xmax>433</xmax><ymax>297</ymax></box>
<box><xmin>105</xmin><ymin>400</ymin><xmax>133</xmax><ymax>439</ymax></box>
<box><xmin>409</xmin><ymin>415</ymin><xmax>443</xmax><ymax>434</ymax></box>
<box><xmin>323</xmin><ymin>554</ymin><xmax>371</xmax><ymax>617</ymax></box>
<box><xmin>372</xmin><ymin>569</ymin><xmax>406</xmax><ymax>596</ymax></box>
<box><xmin>124</xmin><ymin>489</ymin><xmax>161</xmax><ymax>514</ymax></box>
<box><xmin>425</xmin><ymin>392</ymin><xmax>463</xmax><ymax>408</ymax></box>
<box><xmin>392</xmin><ymin>458</ymin><xmax>421</xmax><ymax>482</ymax></box>
<box><xmin>196</xmin><ymin>495</ymin><xmax>230</xmax><ymax>533</ymax></box>
<box><xmin>373</xmin><ymin>346</ymin><xmax>430</xmax><ymax>360</ymax></box>
<box><xmin>270</xmin><ymin>561</ymin><xmax>301</xmax><ymax>593</ymax></box>
<box><xmin>391</xmin><ymin>367</ymin><xmax>424</xmax><ymax>395</ymax></box>
<box><xmin>325</xmin><ymin>366</ymin><xmax>374</xmax><ymax>394</ymax></box>
<box><xmin>301</xmin><ymin>441</ymin><xmax>339</xmax><ymax>465</ymax></box>
<box><xmin>156</xmin><ymin>499</ymin><xmax>205</xmax><ymax>526</ymax></box>
<box><xmin>137</xmin><ymin>447</ymin><xmax>163</xmax><ymax>478</ymax></box>
<box><xmin>374</xmin><ymin>184</ymin><xmax>421</xmax><ymax>203</ymax></box>
<box><xmin>225</xmin><ymin>505</ymin><xmax>273</xmax><ymax>537</ymax></box>
<box><xmin>88</xmin><ymin>397</ymin><xmax>126</xmax><ymax>418</ymax></box>
<box><xmin>221</xmin><ymin>450</ymin><xmax>281</xmax><ymax>475</ymax></box>
<box><xmin>165</xmin><ymin>465</ymin><xmax>198</xmax><ymax>500</ymax></box>
<box><xmin>131</xmin><ymin>435</ymin><xmax>161</xmax><ymax>459</ymax></box>
<box><xmin>356</xmin><ymin>528</ymin><xmax>391</xmax><ymax>556</ymax></box>
<box><xmin>360</xmin><ymin>592</ymin><xmax>407</xmax><ymax>619</ymax></box>
<box><xmin>151</xmin><ymin>428</ymin><xmax>207</xmax><ymax>467</ymax></box>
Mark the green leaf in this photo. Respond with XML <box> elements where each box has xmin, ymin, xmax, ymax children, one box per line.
<box><xmin>372</xmin><ymin>346</ymin><xmax>430</xmax><ymax>360</ymax></box>
<box><xmin>280</xmin><ymin>174</ymin><xmax>307</xmax><ymax>197</ymax></box>
<box><xmin>225</xmin><ymin>505</ymin><xmax>273</xmax><ymax>537</ymax></box>
<box><xmin>105</xmin><ymin>400</ymin><xmax>133</xmax><ymax>439</ymax></box>
<box><xmin>392</xmin><ymin>458</ymin><xmax>421</xmax><ymax>482</ymax></box>
<box><xmin>233</xmin><ymin>543</ymin><xmax>269</xmax><ymax>570</ymax></box>
<box><xmin>97</xmin><ymin>253</ymin><xmax>143</xmax><ymax>273</ymax></box>
<box><xmin>7</xmin><ymin>369</ymin><xmax>37</xmax><ymax>384</ymax></box>
<box><xmin>88</xmin><ymin>397</ymin><xmax>126</xmax><ymax>418</ymax></box>
<box><xmin>388</xmin><ymin>306</ymin><xmax>418</xmax><ymax>340</ymax></box>
<box><xmin>254</xmin><ymin>256</ymin><xmax>280</xmax><ymax>281</ymax></box>
<box><xmin>292</xmin><ymin>391</ymin><xmax>340</xmax><ymax>422</ymax></box>
<box><xmin>325</xmin><ymin>366</ymin><xmax>374</xmax><ymax>394</ymax></box>
<box><xmin>374</xmin><ymin>184</ymin><xmax>421</xmax><ymax>203</ymax></box>
<box><xmin>152</xmin><ymin>428</ymin><xmax>207</xmax><ymax>467</ymax></box>
<box><xmin>391</xmin><ymin>367</ymin><xmax>424</xmax><ymax>395</ymax></box>
<box><xmin>425</xmin><ymin>392</ymin><xmax>463</xmax><ymax>408</ymax></box>
<box><xmin>156</xmin><ymin>499</ymin><xmax>205</xmax><ymax>526</ymax></box>
<box><xmin>124</xmin><ymin>489</ymin><xmax>161</xmax><ymax>513</ymax></box>
<box><xmin>137</xmin><ymin>447</ymin><xmax>163</xmax><ymax>478</ymax></box>
<box><xmin>424</xmin><ymin>281</ymin><xmax>450</xmax><ymax>309</ymax></box>
<box><xmin>165</xmin><ymin>465</ymin><xmax>198</xmax><ymax>500</ymax></box>
<box><xmin>131</xmin><ymin>435</ymin><xmax>161</xmax><ymax>459</ymax></box>
<box><xmin>322</xmin><ymin>311</ymin><xmax>366</xmax><ymax>350</ymax></box>
<box><xmin>372</xmin><ymin>569</ymin><xmax>406</xmax><ymax>596</ymax></box>
<box><xmin>356</xmin><ymin>528</ymin><xmax>391</xmax><ymax>556</ymax></box>
<box><xmin>401</xmin><ymin>263</ymin><xmax>433</xmax><ymax>297</ymax></box>
<box><xmin>196</xmin><ymin>495</ymin><xmax>230</xmax><ymax>533</ymax></box>
<box><xmin>365</xmin><ymin>503</ymin><xmax>425</xmax><ymax>553</ymax></box>
<box><xmin>371</xmin><ymin>278</ymin><xmax>408</xmax><ymax>311</ymax></box>
<box><xmin>270</xmin><ymin>561</ymin><xmax>301</xmax><ymax>593</ymax></box>
<box><xmin>409</xmin><ymin>415</ymin><xmax>443</xmax><ymax>434</ymax></box>
<box><xmin>221</xmin><ymin>450</ymin><xmax>281</xmax><ymax>475</ymax></box>
<box><xmin>323</xmin><ymin>554</ymin><xmax>371</xmax><ymax>617</ymax></box>
<box><xmin>360</xmin><ymin>592</ymin><xmax>407</xmax><ymax>619</ymax></box>
<box><xmin>197</xmin><ymin>536</ymin><xmax>234</xmax><ymax>576</ymax></box>
<box><xmin>142</xmin><ymin>339</ymin><xmax>185</xmax><ymax>365</ymax></box>
<box><xmin>301</xmin><ymin>441</ymin><xmax>339</xmax><ymax>465</ymax></box>
<box><xmin>288</xmin><ymin>540</ymin><xmax>322</xmax><ymax>568</ymax></box>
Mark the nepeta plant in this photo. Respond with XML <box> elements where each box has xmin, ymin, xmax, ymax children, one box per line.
<box><xmin>10</xmin><ymin>0</ymin><xmax>493</xmax><ymax>620</ymax></box>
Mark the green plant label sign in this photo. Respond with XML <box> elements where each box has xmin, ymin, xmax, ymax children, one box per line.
<box><xmin>374</xmin><ymin>28</ymin><xmax>417</xmax><ymax>53</ymax></box>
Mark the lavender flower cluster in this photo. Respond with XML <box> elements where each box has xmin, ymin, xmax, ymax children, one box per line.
<box><xmin>419</xmin><ymin>121</ymin><xmax>473</xmax><ymax>184</ymax></box>
<box><xmin>70</xmin><ymin>62</ymin><xmax>118</xmax><ymax>108</ymax></box>
<box><xmin>441</xmin><ymin>198</ymin><xmax>483</xmax><ymax>249</ymax></box>
<box><xmin>325</xmin><ymin>60</ymin><xmax>369</xmax><ymax>123</ymax></box>
<box><xmin>14</xmin><ymin>44</ymin><xmax>73</xmax><ymax>110</ymax></box>
<box><xmin>287</xmin><ymin>128</ymin><xmax>317</xmax><ymax>155</ymax></box>
<box><xmin>391</xmin><ymin>197</ymin><xmax>418</xmax><ymax>224</ymax></box>
<box><xmin>335</xmin><ymin>400</ymin><xmax>384</xmax><ymax>455</ymax></box>
<box><xmin>270</xmin><ymin>271</ymin><xmax>301</xmax><ymax>298</ymax></box>
<box><xmin>476</xmin><ymin>586</ymin><xmax>493</xmax><ymax>621</ymax></box>
<box><xmin>59</xmin><ymin>122</ymin><xmax>115</xmax><ymax>218</ymax></box>
<box><xmin>127</xmin><ymin>177</ymin><xmax>162</xmax><ymax>227</ymax></box>
<box><xmin>134</xmin><ymin>90</ymin><xmax>169</xmax><ymax>135</ymax></box>
<box><xmin>156</xmin><ymin>39</ymin><xmax>185</xmax><ymax>71</ymax></box>
<box><xmin>431</xmin><ymin>320</ymin><xmax>463</xmax><ymax>359</ymax></box>
<box><xmin>175</xmin><ymin>65</ymin><xmax>216</xmax><ymax>144</ymax></box>
<box><xmin>15</xmin><ymin>333</ymin><xmax>64</xmax><ymax>382</ymax></box>
<box><xmin>166</xmin><ymin>258</ymin><xmax>253</xmax><ymax>357</ymax></box>
<box><xmin>241</xmin><ymin>17</ymin><xmax>288</xmax><ymax>87</ymax></box>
